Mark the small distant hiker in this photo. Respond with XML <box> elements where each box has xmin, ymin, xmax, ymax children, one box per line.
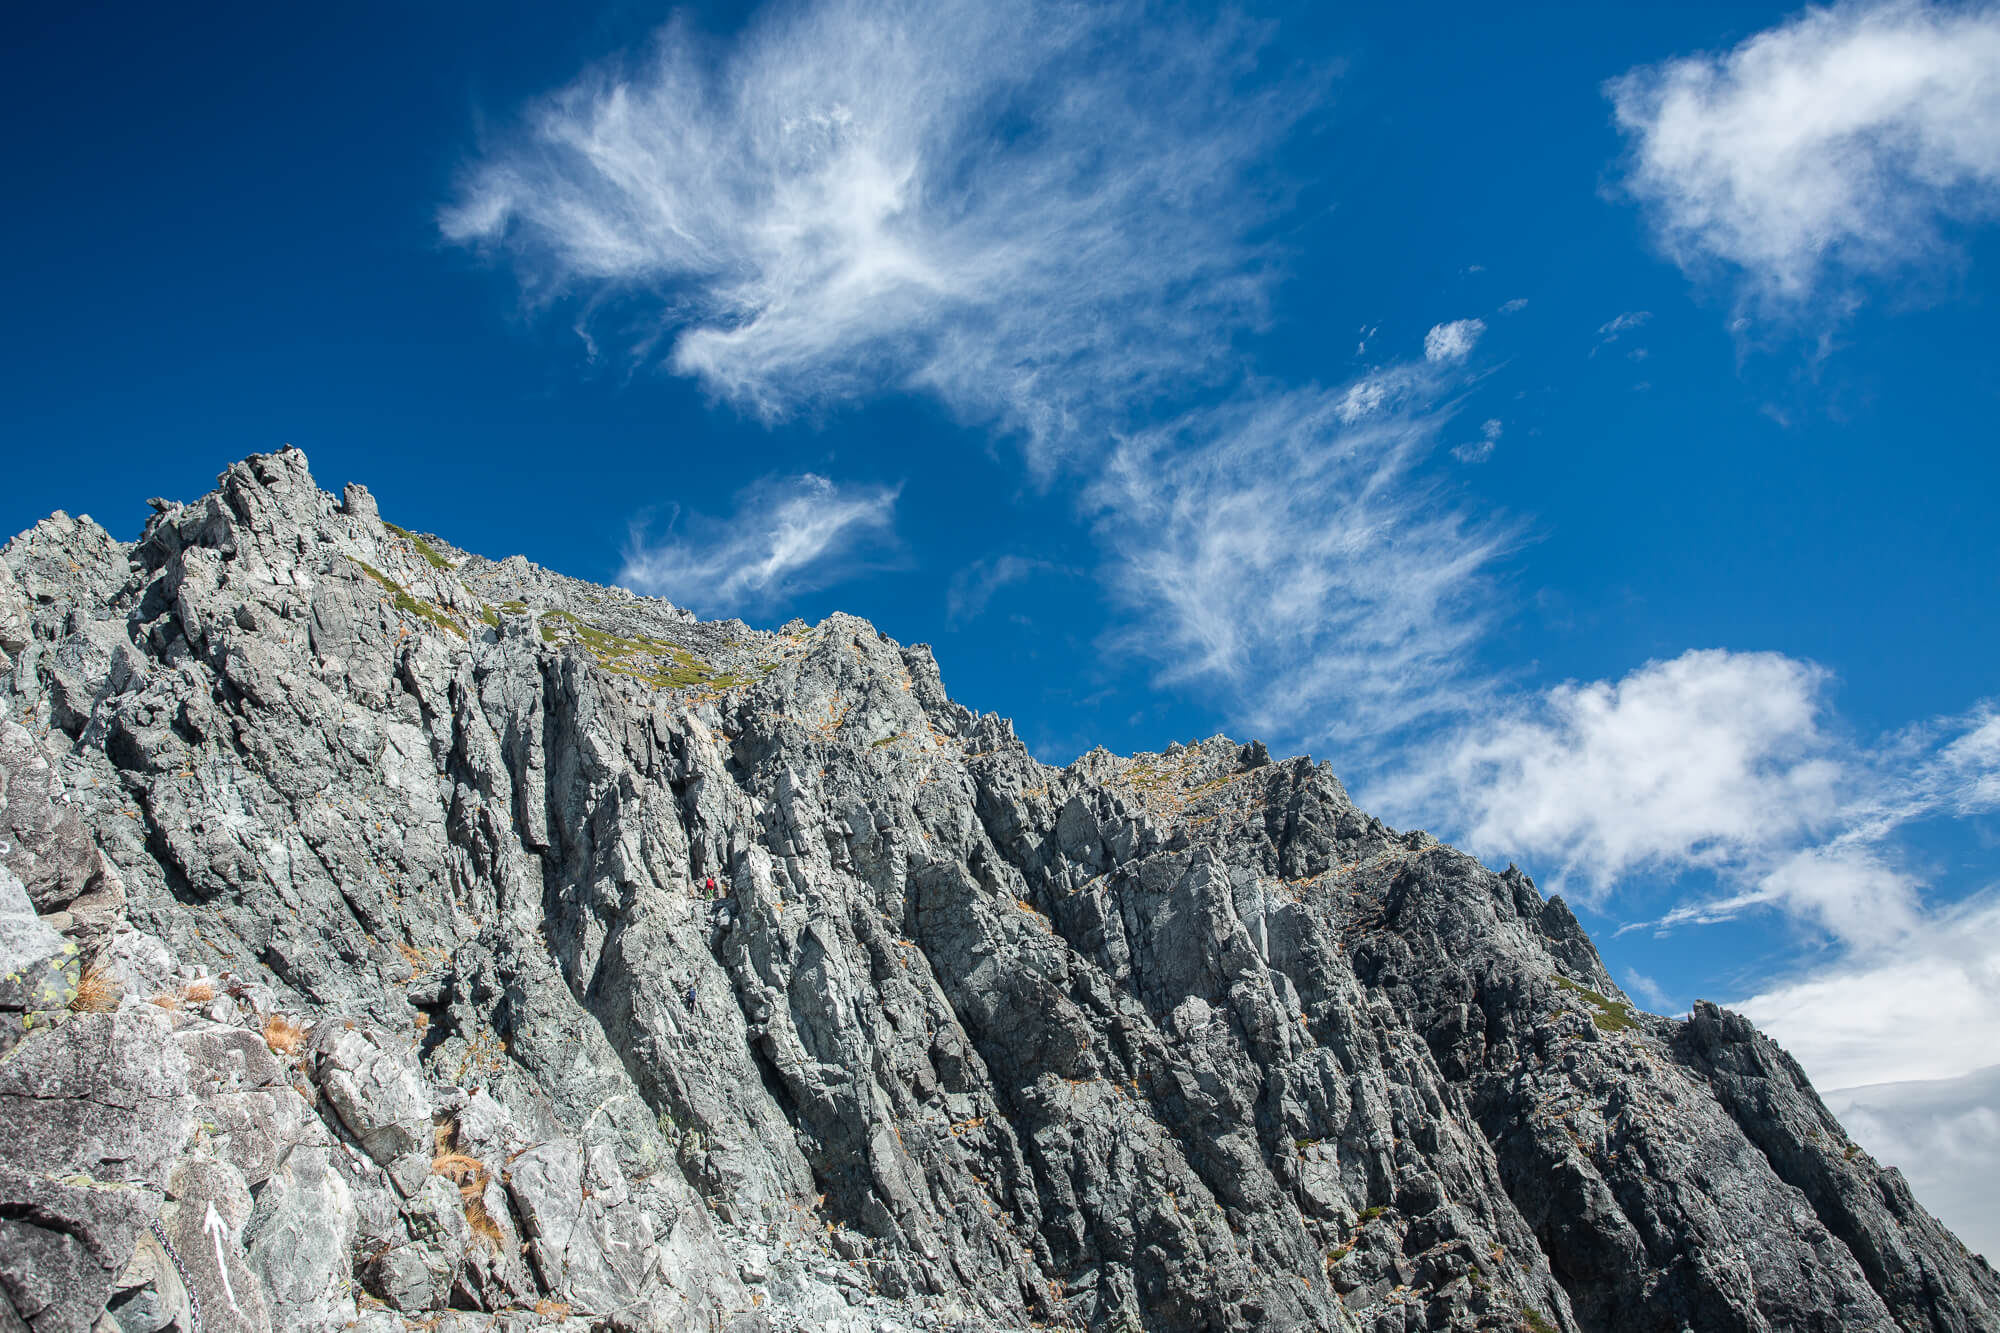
<box><xmin>704</xmin><ymin>875</ymin><xmax>718</xmax><ymax>899</ymax></box>
<box><xmin>683</xmin><ymin>983</ymin><xmax>697</xmax><ymax>1010</ymax></box>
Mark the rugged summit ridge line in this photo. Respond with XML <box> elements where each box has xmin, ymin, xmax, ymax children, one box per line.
<box><xmin>0</xmin><ymin>448</ymin><xmax>1993</xmax><ymax>1332</ymax></box>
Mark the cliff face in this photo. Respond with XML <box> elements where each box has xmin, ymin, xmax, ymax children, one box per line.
<box><xmin>1</xmin><ymin>448</ymin><xmax>1993</xmax><ymax>1333</ymax></box>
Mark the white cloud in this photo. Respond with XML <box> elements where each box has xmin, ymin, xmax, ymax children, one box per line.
<box><xmin>1497</xmin><ymin>298</ymin><xmax>1529</xmax><ymax>314</ymax></box>
<box><xmin>1379</xmin><ymin>649</ymin><xmax>1848</xmax><ymax>891</ymax></box>
<box><xmin>1423</xmin><ymin>318</ymin><xmax>1486</xmax><ymax>364</ymax></box>
<box><xmin>1608</xmin><ymin>0</ymin><xmax>2000</xmax><ymax>313</ymax></box>
<box><xmin>619</xmin><ymin>473</ymin><xmax>899</xmax><ymax>613</ymax></box>
<box><xmin>1822</xmin><ymin>1063</ymin><xmax>2000</xmax><ymax>1261</ymax></box>
<box><xmin>1739</xmin><ymin>895</ymin><xmax>2000</xmax><ymax>1091</ymax></box>
<box><xmin>1452</xmin><ymin>418</ymin><xmax>1503</xmax><ymax>463</ymax></box>
<box><xmin>1384</xmin><ymin>651</ymin><xmax>2000</xmax><ymax>927</ymax></box>
<box><xmin>1624</xmin><ymin>969</ymin><xmax>1676</xmax><ymax>1012</ymax></box>
<box><xmin>1592</xmin><ymin>310</ymin><xmax>1652</xmax><ymax>357</ymax></box>
<box><xmin>1381</xmin><ymin>649</ymin><xmax>2000</xmax><ymax>1243</ymax></box>
<box><xmin>444</xmin><ymin>0</ymin><xmax>1312</xmax><ymax>470</ymax></box>
<box><xmin>946</xmin><ymin>554</ymin><xmax>1060</xmax><ymax>625</ymax></box>
<box><xmin>1737</xmin><ymin>893</ymin><xmax>2000</xmax><ymax>1260</ymax></box>
<box><xmin>1090</xmin><ymin>368</ymin><xmax>1518</xmax><ymax>751</ymax></box>
<box><xmin>447</xmin><ymin>2</ymin><xmax>1522</xmax><ymax>756</ymax></box>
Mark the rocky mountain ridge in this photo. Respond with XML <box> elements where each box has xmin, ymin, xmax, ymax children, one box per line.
<box><xmin>1</xmin><ymin>447</ymin><xmax>1994</xmax><ymax>1333</ymax></box>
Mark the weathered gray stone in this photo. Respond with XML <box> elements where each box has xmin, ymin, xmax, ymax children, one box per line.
<box><xmin>0</xmin><ymin>562</ymin><xmax>30</xmax><ymax>655</ymax></box>
<box><xmin>160</xmin><ymin>1155</ymin><xmax>270</xmax><ymax>1332</ymax></box>
<box><xmin>0</xmin><ymin>865</ymin><xmax>74</xmax><ymax>1017</ymax></box>
<box><xmin>0</xmin><ymin>1160</ymin><xmax>154</xmax><ymax>1333</ymax></box>
<box><xmin>0</xmin><ymin>1009</ymin><xmax>193</xmax><ymax>1188</ymax></box>
<box><xmin>311</xmin><ymin>1023</ymin><xmax>430</xmax><ymax>1172</ymax></box>
<box><xmin>0</xmin><ymin>447</ymin><xmax>1993</xmax><ymax>1333</ymax></box>
<box><xmin>241</xmin><ymin>1144</ymin><xmax>358</xmax><ymax>1331</ymax></box>
<box><xmin>0</xmin><ymin>720</ymin><xmax>106</xmax><ymax>914</ymax></box>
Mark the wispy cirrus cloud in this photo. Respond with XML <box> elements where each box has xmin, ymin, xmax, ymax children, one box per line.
<box><xmin>449</xmin><ymin>0</ymin><xmax>1520</xmax><ymax>751</ymax></box>
<box><xmin>619</xmin><ymin>473</ymin><xmax>899</xmax><ymax>614</ymax></box>
<box><xmin>1092</xmin><ymin>362</ymin><xmax>1520</xmax><ymax>753</ymax></box>
<box><xmin>1451</xmin><ymin>418</ymin><xmax>1503</xmax><ymax>464</ymax></box>
<box><xmin>444</xmin><ymin>0</ymin><xmax>1312</xmax><ymax>470</ymax></box>
<box><xmin>946</xmin><ymin>555</ymin><xmax>1067</xmax><ymax>626</ymax></box>
<box><xmin>1608</xmin><ymin>0</ymin><xmax>2000</xmax><ymax>318</ymax></box>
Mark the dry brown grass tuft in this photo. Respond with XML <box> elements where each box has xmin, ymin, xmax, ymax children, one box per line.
<box><xmin>263</xmin><ymin>1013</ymin><xmax>309</xmax><ymax>1054</ymax></box>
<box><xmin>464</xmin><ymin>1194</ymin><xmax>507</xmax><ymax>1250</ymax></box>
<box><xmin>69</xmin><ymin>963</ymin><xmax>120</xmax><ymax>1013</ymax></box>
<box><xmin>432</xmin><ymin>1152</ymin><xmax>486</xmax><ymax>1193</ymax></box>
<box><xmin>182</xmin><ymin>978</ymin><xmax>215</xmax><ymax>1004</ymax></box>
<box><xmin>533</xmin><ymin>1299</ymin><xmax>570</xmax><ymax>1319</ymax></box>
<box><xmin>148</xmin><ymin>993</ymin><xmax>181</xmax><ymax>1012</ymax></box>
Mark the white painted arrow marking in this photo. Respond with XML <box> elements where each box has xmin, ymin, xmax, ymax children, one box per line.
<box><xmin>203</xmin><ymin>1201</ymin><xmax>243</xmax><ymax>1316</ymax></box>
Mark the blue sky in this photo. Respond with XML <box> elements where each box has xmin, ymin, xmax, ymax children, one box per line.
<box><xmin>6</xmin><ymin>0</ymin><xmax>1999</xmax><ymax>1253</ymax></box>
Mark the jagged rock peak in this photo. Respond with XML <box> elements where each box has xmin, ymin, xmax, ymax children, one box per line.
<box><xmin>1</xmin><ymin>447</ymin><xmax>1994</xmax><ymax>1332</ymax></box>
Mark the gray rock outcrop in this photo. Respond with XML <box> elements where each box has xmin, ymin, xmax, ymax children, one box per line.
<box><xmin>0</xmin><ymin>446</ymin><xmax>1993</xmax><ymax>1332</ymax></box>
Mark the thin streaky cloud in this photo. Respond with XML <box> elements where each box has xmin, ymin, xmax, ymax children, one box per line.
<box><xmin>946</xmin><ymin>554</ymin><xmax>1065</xmax><ymax>626</ymax></box>
<box><xmin>619</xmin><ymin>473</ymin><xmax>900</xmax><ymax>615</ymax></box>
<box><xmin>1091</xmin><ymin>360</ymin><xmax>1521</xmax><ymax>754</ymax></box>
<box><xmin>448</xmin><ymin>1</ymin><xmax>1524</xmax><ymax>761</ymax></box>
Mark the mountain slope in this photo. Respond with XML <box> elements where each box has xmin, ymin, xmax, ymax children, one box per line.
<box><xmin>1</xmin><ymin>448</ymin><xmax>1993</xmax><ymax>1333</ymax></box>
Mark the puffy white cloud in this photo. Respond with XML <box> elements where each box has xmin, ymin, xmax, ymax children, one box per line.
<box><xmin>619</xmin><ymin>473</ymin><xmax>899</xmax><ymax>614</ymax></box>
<box><xmin>1381</xmin><ymin>648</ymin><xmax>2000</xmax><ymax>1251</ymax></box>
<box><xmin>1423</xmin><ymin>318</ymin><xmax>1486</xmax><ymax>364</ymax></box>
<box><xmin>1608</xmin><ymin>0</ymin><xmax>2000</xmax><ymax>313</ymax></box>
<box><xmin>1381</xmin><ymin>649</ymin><xmax>2000</xmax><ymax>948</ymax></box>
<box><xmin>1379</xmin><ymin>649</ymin><xmax>1847</xmax><ymax>890</ymax></box>
<box><xmin>444</xmin><ymin>0</ymin><xmax>1311</xmax><ymax>470</ymax></box>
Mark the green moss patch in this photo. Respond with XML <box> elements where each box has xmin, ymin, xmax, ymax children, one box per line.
<box><xmin>382</xmin><ymin>520</ymin><xmax>454</xmax><ymax>571</ymax></box>
<box><xmin>1553</xmin><ymin>976</ymin><xmax>1638</xmax><ymax>1033</ymax></box>
<box><xmin>356</xmin><ymin>561</ymin><xmax>466</xmax><ymax>638</ymax></box>
<box><xmin>533</xmin><ymin>609</ymin><xmax>752</xmax><ymax>692</ymax></box>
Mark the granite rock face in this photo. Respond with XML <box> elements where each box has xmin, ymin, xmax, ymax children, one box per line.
<box><xmin>0</xmin><ymin>447</ymin><xmax>1995</xmax><ymax>1332</ymax></box>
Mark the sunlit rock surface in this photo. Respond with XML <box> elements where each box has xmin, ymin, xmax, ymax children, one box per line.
<box><xmin>1</xmin><ymin>448</ymin><xmax>1994</xmax><ymax>1332</ymax></box>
